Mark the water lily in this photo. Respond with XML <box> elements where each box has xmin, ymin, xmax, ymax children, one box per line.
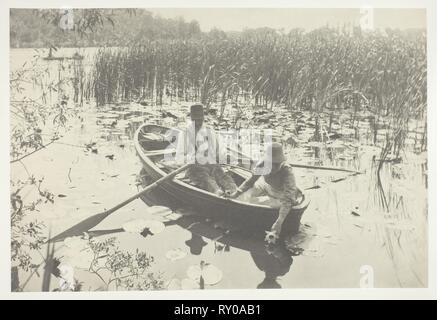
<box><xmin>165</xmin><ymin>248</ymin><xmax>187</xmax><ymax>261</ymax></box>
<box><xmin>187</xmin><ymin>262</ymin><xmax>223</xmax><ymax>285</ymax></box>
<box><xmin>121</xmin><ymin>218</ymin><xmax>166</xmax><ymax>235</ymax></box>
<box><xmin>144</xmin><ymin>220</ymin><xmax>165</xmax><ymax>234</ymax></box>
<box><xmin>149</xmin><ymin>206</ymin><xmax>172</xmax><ymax>216</ymax></box>
<box><xmin>122</xmin><ymin>219</ymin><xmax>149</xmax><ymax>233</ymax></box>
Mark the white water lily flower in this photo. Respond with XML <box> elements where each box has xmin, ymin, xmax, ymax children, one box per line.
<box><xmin>122</xmin><ymin>219</ymin><xmax>149</xmax><ymax>233</ymax></box>
<box><xmin>165</xmin><ymin>248</ymin><xmax>187</xmax><ymax>261</ymax></box>
<box><xmin>186</xmin><ymin>263</ymin><xmax>223</xmax><ymax>285</ymax></box>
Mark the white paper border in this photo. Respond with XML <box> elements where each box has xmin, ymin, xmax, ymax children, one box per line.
<box><xmin>1</xmin><ymin>0</ymin><xmax>435</xmax><ymax>300</ymax></box>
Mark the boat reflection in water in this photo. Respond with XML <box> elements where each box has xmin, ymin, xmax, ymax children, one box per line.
<box><xmin>139</xmin><ymin>170</ymin><xmax>295</xmax><ymax>289</ymax></box>
<box><xmin>185</xmin><ymin>233</ymin><xmax>208</xmax><ymax>255</ymax></box>
<box><xmin>252</xmin><ymin>246</ymin><xmax>293</xmax><ymax>289</ymax></box>
<box><xmin>86</xmin><ymin>170</ymin><xmax>296</xmax><ymax>289</ymax></box>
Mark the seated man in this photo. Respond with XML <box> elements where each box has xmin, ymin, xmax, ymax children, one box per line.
<box><xmin>231</xmin><ymin>142</ymin><xmax>303</xmax><ymax>243</ymax></box>
<box><xmin>177</xmin><ymin>104</ymin><xmax>237</xmax><ymax>196</ymax></box>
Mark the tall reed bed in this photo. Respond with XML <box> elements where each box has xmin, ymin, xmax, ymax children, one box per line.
<box><xmin>87</xmin><ymin>27</ymin><xmax>427</xmax><ymax>148</ymax></box>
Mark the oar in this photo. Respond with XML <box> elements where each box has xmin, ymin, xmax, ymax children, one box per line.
<box><xmin>48</xmin><ymin>163</ymin><xmax>192</xmax><ymax>243</ymax></box>
<box><xmin>227</xmin><ymin>146</ymin><xmax>363</xmax><ymax>175</ymax></box>
<box><xmin>288</xmin><ymin>163</ymin><xmax>363</xmax><ymax>174</ymax></box>
<box><xmin>227</xmin><ymin>146</ymin><xmax>254</xmax><ymax>165</ymax></box>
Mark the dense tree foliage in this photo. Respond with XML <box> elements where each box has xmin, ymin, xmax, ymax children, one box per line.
<box><xmin>10</xmin><ymin>9</ymin><xmax>202</xmax><ymax>48</ymax></box>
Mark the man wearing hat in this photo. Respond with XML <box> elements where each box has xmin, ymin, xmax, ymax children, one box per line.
<box><xmin>177</xmin><ymin>104</ymin><xmax>237</xmax><ymax>196</ymax></box>
<box><xmin>185</xmin><ymin>233</ymin><xmax>208</xmax><ymax>255</ymax></box>
<box><xmin>231</xmin><ymin>142</ymin><xmax>303</xmax><ymax>244</ymax></box>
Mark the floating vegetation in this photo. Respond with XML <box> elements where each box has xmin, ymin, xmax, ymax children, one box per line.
<box><xmin>10</xmin><ymin>21</ymin><xmax>427</xmax><ymax>290</ymax></box>
<box><xmin>122</xmin><ymin>218</ymin><xmax>166</xmax><ymax>234</ymax></box>
<box><xmin>165</xmin><ymin>248</ymin><xmax>187</xmax><ymax>261</ymax></box>
<box><xmin>122</xmin><ymin>219</ymin><xmax>149</xmax><ymax>234</ymax></box>
<box><xmin>187</xmin><ymin>261</ymin><xmax>223</xmax><ymax>286</ymax></box>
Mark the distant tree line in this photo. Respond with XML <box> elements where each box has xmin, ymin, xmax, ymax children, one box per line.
<box><xmin>10</xmin><ymin>9</ymin><xmax>202</xmax><ymax>48</ymax></box>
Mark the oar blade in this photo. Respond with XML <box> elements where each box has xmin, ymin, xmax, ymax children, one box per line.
<box><xmin>87</xmin><ymin>228</ymin><xmax>124</xmax><ymax>238</ymax></box>
<box><xmin>48</xmin><ymin>211</ymin><xmax>111</xmax><ymax>243</ymax></box>
<box><xmin>48</xmin><ymin>163</ymin><xmax>191</xmax><ymax>244</ymax></box>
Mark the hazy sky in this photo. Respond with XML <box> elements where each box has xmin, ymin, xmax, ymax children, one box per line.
<box><xmin>148</xmin><ymin>8</ymin><xmax>426</xmax><ymax>32</ymax></box>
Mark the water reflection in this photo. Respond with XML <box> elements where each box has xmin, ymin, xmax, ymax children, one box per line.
<box><xmin>73</xmin><ymin>103</ymin><xmax>428</xmax><ymax>289</ymax></box>
<box><xmin>11</xmin><ymin>49</ymin><xmax>428</xmax><ymax>289</ymax></box>
<box><xmin>252</xmin><ymin>245</ymin><xmax>293</xmax><ymax>289</ymax></box>
<box><xmin>138</xmin><ymin>171</ymin><xmax>296</xmax><ymax>289</ymax></box>
<box><xmin>185</xmin><ymin>233</ymin><xmax>208</xmax><ymax>255</ymax></box>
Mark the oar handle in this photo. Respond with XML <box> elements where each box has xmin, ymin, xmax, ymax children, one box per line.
<box><xmin>226</xmin><ymin>146</ymin><xmax>362</xmax><ymax>174</ymax></box>
<box><xmin>109</xmin><ymin>163</ymin><xmax>192</xmax><ymax>214</ymax></box>
<box><xmin>226</xmin><ymin>146</ymin><xmax>255</xmax><ymax>166</ymax></box>
<box><xmin>153</xmin><ymin>163</ymin><xmax>192</xmax><ymax>184</ymax></box>
<box><xmin>289</xmin><ymin>163</ymin><xmax>363</xmax><ymax>174</ymax></box>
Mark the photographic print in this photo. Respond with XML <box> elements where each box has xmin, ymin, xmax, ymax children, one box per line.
<box><xmin>8</xmin><ymin>6</ymin><xmax>428</xmax><ymax>293</ymax></box>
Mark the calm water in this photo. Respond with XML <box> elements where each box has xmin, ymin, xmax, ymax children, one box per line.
<box><xmin>10</xmin><ymin>48</ymin><xmax>427</xmax><ymax>290</ymax></box>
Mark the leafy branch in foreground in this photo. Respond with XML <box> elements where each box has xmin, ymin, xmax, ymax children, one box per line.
<box><xmin>10</xmin><ymin>50</ymin><xmax>85</xmax><ymax>291</ymax></box>
<box><xmin>11</xmin><ymin>178</ymin><xmax>50</xmax><ymax>291</ymax></box>
<box><xmin>10</xmin><ymin>53</ymin><xmax>82</xmax><ymax>162</ymax></box>
<box><xmin>86</xmin><ymin>237</ymin><xmax>164</xmax><ymax>291</ymax></box>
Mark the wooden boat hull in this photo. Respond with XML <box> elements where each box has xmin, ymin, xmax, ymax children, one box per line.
<box><xmin>43</xmin><ymin>56</ymin><xmax>84</xmax><ymax>61</ymax></box>
<box><xmin>134</xmin><ymin>124</ymin><xmax>310</xmax><ymax>237</ymax></box>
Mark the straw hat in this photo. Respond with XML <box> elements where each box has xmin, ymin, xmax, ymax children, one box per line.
<box><xmin>190</xmin><ymin>104</ymin><xmax>205</xmax><ymax>120</ymax></box>
<box><xmin>264</xmin><ymin>142</ymin><xmax>286</xmax><ymax>164</ymax></box>
<box><xmin>185</xmin><ymin>233</ymin><xmax>208</xmax><ymax>255</ymax></box>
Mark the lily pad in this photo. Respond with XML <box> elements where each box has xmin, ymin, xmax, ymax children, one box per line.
<box><xmin>152</xmin><ymin>215</ymin><xmax>171</xmax><ymax>223</ymax></box>
<box><xmin>165</xmin><ymin>248</ymin><xmax>187</xmax><ymax>261</ymax></box>
<box><xmin>63</xmin><ymin>236</ymin><xmax>88</xmax><ymax>250</ymax></box>
<box><xmin>201</xmin><ymin>265</ymin><xmax>223</xmax><ymax>285</ymax></box>
<box><xmin>187</xmin><ymin>263</ymin><xmax>223</xmax><ymax>285</ymax></box>
<box><xmin>165</xmin><ymin>212</ymin><xmax>183</xmax><ymax>221</ymax></box>
<box><xmin>144</xmin><ymin>220</ymin><xmax>166</xmax><ymax>234</ymax></box>
<box><xmin>149</xmin><ymin>206</ymin><xmax>173</xmax><ymax>216</ymax></box>
<box><xmin>122</xmin><ymin>219</ymin><xmax>148</xmax><ymax>233</ymax></box>
<box><xmin>187</xmin><ymin>265</ymin><xmax>202</xmax><ymax>282</ymax></box>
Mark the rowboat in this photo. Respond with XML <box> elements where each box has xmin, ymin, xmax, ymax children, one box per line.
<box><xmin>134</xmin><ymin>123</ymin><xmax>310</xmax><ymax>238</ymax></box>
<box><xmin>43</xmin><ymin>53</ymin><xmax>84</xmax><ymax>61</ymax></box>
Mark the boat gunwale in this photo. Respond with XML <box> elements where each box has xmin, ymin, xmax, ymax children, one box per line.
<box><xmin>134</xmin><ymin>123</ymin><xmax>309</xmax><ymax>211</ymax></box>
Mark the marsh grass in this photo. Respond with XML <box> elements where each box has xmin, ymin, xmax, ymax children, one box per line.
<box><xmin>87</xmin><ymin>28</ymin><xmax>426</xmax><ymax>142</ymax></box>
